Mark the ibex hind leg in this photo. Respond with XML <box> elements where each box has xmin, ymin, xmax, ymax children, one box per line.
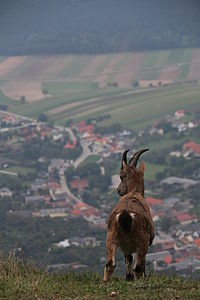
<box><xmin>133</xmin><ymin>245</ymin><xmax>148</xmax><ymax>279</ymax></box>
<box><xmin>124</xmin><ymin>253</ymin><xmax>134</xmax><ymax>281</ymax></box>
<box><xmin>103</xmin><ymin>237</ymin><xmax>116</xmax><ymax>282</ymax></box>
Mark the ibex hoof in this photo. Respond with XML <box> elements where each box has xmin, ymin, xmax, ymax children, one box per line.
<box><xmin>126</xmin><ymin>273</ymin><xmax>134</xmax><ymax>281</ymax></box>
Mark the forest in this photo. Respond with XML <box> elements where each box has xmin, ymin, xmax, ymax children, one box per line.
<box><xmin>0</xmin><ymin>0</ymin><xmax>200</xmax><ymax>55</ymax></box>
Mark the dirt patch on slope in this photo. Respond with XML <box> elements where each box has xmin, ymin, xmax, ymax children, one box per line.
<box><xmin>187</xmin><ymin>49</ymin><xmax>200</xmax><ymax>80</ymax></box>
<box><xmin>95</xmin><ymin>54</ymin><xmax>125</xmax><ymax>88</ymax></box>
<box><xmin>115</xmin><ymin>52</ymin><xmax>144</xmax><ymax>88</ymax></box>
<box><xmin>41</xmin><ymin>55</ymin><xmax>75</xmax><ymax>79</ymax></box>
<box><xmin>0</xmin><ymin>57</ymin><xmax>26</xmax><ymax>79</ymax></box>
<box><xmin>159</xmin><ymin>65</ymin><xmax>178</xmax><ymax>81</ymax></box>
<box><xmin>79</xmin><ymin>55</ymin><xmax>107</xmax><ymax>78</ymax></box>
<box><xmin>2</xmin><ymin>81</ymin><xmax>45</xmax><ymax>102</ymax></box>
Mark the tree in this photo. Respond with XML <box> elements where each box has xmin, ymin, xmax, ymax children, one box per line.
<box><xmin>38</xmin><ymin>113</ymin><xmax>48</xmax><ymax>122</ymax></box>
<box><xmin>42</xmin><ymin>88</ymin><xmax>48</xmax><ymax>97</ymax></box>
<box><xmin>132</xmin><ymin>80</ymin><xmax>139</xmax><ymax>87</ymax></box>
<box><xmin>20</xmin><ymin>95</ymin><xmax>26</xmax><ymax>104</ymax></box>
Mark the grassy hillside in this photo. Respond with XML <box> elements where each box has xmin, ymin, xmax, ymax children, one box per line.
<box><xmin>0</xmin><ymin>49</ymin><xmax>200</xmax><ymax>130</ymax></box>
<box><xmin>1</xmin><ymin>257</ymin><xmax>200</xmax><ymax>300</ymax></box>
<box><xmin>7</xmin><ymin>82</ymin><xmax>200</xmax><ymax>130</ymax></box>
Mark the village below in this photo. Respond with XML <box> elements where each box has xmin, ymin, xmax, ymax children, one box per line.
<box><xmin>0</xmin><ymin>105</ymin><xmax>200</xmax><ymax>278</ymax></box>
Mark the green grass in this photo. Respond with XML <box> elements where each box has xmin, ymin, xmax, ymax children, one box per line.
<box><xmin>60</xmin><ymin>55</ymin><xmax>94</xmax><ymax>78</ymax></box>
<box><xmin>6</xmin><ymin>166</ymin><xmax>35</xmax><ymax>176</ymax></box>
<box><xmin>1</xmin><ymin>257</ymin><xmax>200</xmax><ymax>300</ymax></box>
<box><xmin>106</xmin><ymin>53</ymin><xmax>129</xmax><ymax>83</ymax></box>
<box><xmin>10</xmin><ymin>85</ymin><xmax>123</xmax><ymax>118</ymax></box>
<box><xmin>144</xmin><ymin>163</ymin><xmax>165</xmax><ymax>181</ymax></box>
<box><xmin>42</xmin><ymin>81</ymin><xmax>98</xmax><ymax>97</ymax></box>
<box><xmin>137</xmin><ymin>50</ymin><xmax>170</xmax><ymax>80</ymax></box>
<box><xmin>6</xmin><ymin>81</ymin><xmax>200</xmax><ymax>132</ymax></box>
<box><xmin>0</xmin><ymin>90</ymin><xmax>20</xmax><ymax>107</ymax></box>
<box><xmin>178</xmin><ymin>49</ymin><xmax>192</xmax><ymax>79</ymax></box>
<box><xmin>79</xmin><ymin>155</ymin><xmax>101</xmax><ymax>168</ymax></box>
<box><xmin>100</xmin><ymin>82</ymin><xmax>200</xmax><ymax>129</ymax></box>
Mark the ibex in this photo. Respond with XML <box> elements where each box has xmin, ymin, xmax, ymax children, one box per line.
<box><xmin>104</xmin><ymin>149</ymin><xmax>155</xmax><ymax>282</ymax></box>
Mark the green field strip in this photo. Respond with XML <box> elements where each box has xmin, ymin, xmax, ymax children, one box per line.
<box><xmin>106</xmin><ymin>53</ymin><xmax>130</xmax><ymax>83</ymax></box>
<box><xmin>135</xmin><ymin>50</ymin><xmax>170</xmax><ymax>80</ymax></box>
<box><xmin>144</xmin><ymin>162</ymin><xmax>166</xmax><ymax>181</ymax></box>
<box><xmin>79</xmin><ymin>155</ymin><xmax>101</xmax><ymax>168</ymax></box>
<box><xmin>178</xmin><ymin>49</ymin><xmax>192</xmax><ymax>79</ymax></box>
<box><xmin>10</xmin><ymin>87</ymin><xmax>125</xmax><ymax>117</ymax></box>
<box><xmin>46</xmin><ymin>88</ymin><xmax>132</xmax><ymax>120</ymax></box>
<box><xmin>143</xmin><ymin>135</ymin><xmax>189</xmax><ymax>152</ymax></box>
<box><xmin>167</xmin><ymin>49</ymin><xmax>188</xmax><ymax>64</ymax></box>
<box><xmin>53</xmin><ymin>83</ymin><xmax>200</xmax><ymax>127</ymax></box>
<box><xmin>42</xmin><ymin>81</ymin><xmax>97</xmax><ymax>97</ymax></box>
<box><xmin>60</xmin><ymin>55</ymin><xmax>94</xmax><ymax>78</ymax></box>
<box><xmin>92</xmin><ymin>54</ymin><xmax>115</xmax><ymax>76</ymax></box>
<box><xmin>6</xmin><ymin>166</ymin><xmax>35</xmax><ymax>175</ymax></box>
<box><xmin>54</xmin><ymin>83</ymin><xmax>200</xmax><ymax>127</ymax></box>
<box><xmin>54</xmin><ymin>86</ymin><xmax>200</xmax><ymax>129</ymax></box>
<box><xmin>100</xmin><ymin>83</ymin><xmax>200</xmax><ymax>129</ymax></box>
<box><xmin>0</xmin><ymin>90</ymin><xmax>20</xmax><ymax>107</ymax></box>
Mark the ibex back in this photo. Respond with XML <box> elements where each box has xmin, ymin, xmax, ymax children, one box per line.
<box><xmin>104</xmin><ymin>149</ymin><xmax>155</xmax><ymax>282</ymax></box>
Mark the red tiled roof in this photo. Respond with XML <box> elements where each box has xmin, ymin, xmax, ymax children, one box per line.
<box><xmin>176</xmin><ymin>213</ymin><xmax>197</xmax><ymax>222</ymax></box>
<box><xmin>194</xmin><ymin>238</ymin><xmax>200</xmax><ymax>248</ymax></box>
<box><xmin>64</xmin><ymin>140</ymin><xmax>77</xmax><ymax>149</ymax></box>
<box><xmin>146</xmin><ymin>197</ymin><xmax>163</xmax><ymax>206</ymax></box>
<box><xmin>163</xmin><ymin>255</ymin><xmax>172</xmax><ymax>264</ymax></box>
<box><xmin>72</xmin><ymin>209</ymin><xmax>81</xmax><ymax>215</ymax></box>
<box><xmin>70</xmin><ymin>178</ymin><xmax>88</xmax><ymax>191</ymax></box>
<box><xmin>183</xmin><ymin>141</ymin><xmax>200</xmax><ymax>154</ymax></box>
<box><xmin>176</xmin><ymin>109</ymin><xmax>184</xmax><ymax>114</ymax></box>
<box><xmin>78</xmin><ymin>124</ymin><xmax>94</xmax><ymax>133</ymax></box>
<box><xmin>74</xmin><ymin>202</ymin><xmax>90</xmax><ymax>211</ymax></box>
<box><xmin>49</xmin><ymin>182</ymin><xmax>61</xmax><ymax>189</ymax></box>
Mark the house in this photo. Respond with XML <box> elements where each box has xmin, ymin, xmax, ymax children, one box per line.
<box><xmin>0</xmin><ymin>187</ymin><xmax>13</xmax><ymax>197</ymax></box>
<box><xmin>64</xmin><ymin>140</ymin><xmax>77</xmax><ymax>149</ymax></box>
<box><xmin>78</xmin><ymin>122</ymin><xmax>94</xmax><ymax>134</ymax></box>
<box><xmin>25</xmin><ymin>195</ymin><xmax>46</xmax><ymax>205</ymax></box>
<box><xmin>49</xmin><ymin>159</ymin><xmax>64</xmax><ymax>172</ymax></box>
<box><xmin>153</xmin><ymin>231</ymin><xmax>175</xmax><ymax>251</ymax></box>
<box><xmin>175</xmin><ymin>213</ymin><xmax>198</xmax><ymax>225</ymax></box>
<box><xmin>146</xmin><ymin>197</ymin><xmax>163</xmax><ymax>207</ymax></box>
<box><xmin>170</xmin><ymin>151</ymin><xmax>182</xmax><ymax>158</ymax></box>
<box><xmin>194</xmin><ymin>238</ymin><xmax>200</xmax><ymax>248</ymax></box>
<box><xmin>161</xmin><ymin>177</ymin><xmax>198</xmax><ymax>188</ymax></box>
<box><xmin>177</xmin><ymin>123</ymin><xmax>187</xmax><ymax>132</ymax></box>
<box><xmin>164</xmin><ymin>197</ymin><xmax>180</xmax><ymax>208</ymax></box>
<box><xmin>175</xmin><ymin>110</ymin><xmax>185</xmax><ymax>118</ymax></box>
<box><xmin>70</xmin><ymin>178</ymin><xmax>89</xmax><ymax>192</ymax></box>
<box><xmin>183</xmin><ymin>141</ymin><xmax>200</xmax><ymax>155</ymax></box>
<box><xmin>72</xmin><ymin>202</ymin><xmax>99</xmax><ymax>217</ymax></box>
<box><xmin>37</xmin><ymin>207</ymin><xmax>68</xmax><ymax>217</ymax></box>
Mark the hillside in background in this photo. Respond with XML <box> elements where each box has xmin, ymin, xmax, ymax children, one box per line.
<box><xmin>0</xmin><ymin>48</ymin><xmax>200</xmax><ymax>130</ymax></box>
<box><xmin>0</xmin><ymin>0</ymin><xmax>200</xmax><ymax>55</ymax></box>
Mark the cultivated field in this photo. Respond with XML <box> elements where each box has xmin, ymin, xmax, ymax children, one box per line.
<box><xmin>0</xmin><ymin>48</ymin><xmax>200</xmax><ymax>129</ymax></box>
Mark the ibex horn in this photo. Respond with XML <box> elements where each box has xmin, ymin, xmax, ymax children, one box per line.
<box><xmin>121</xmin><ymin>149</ymin><xmax>129</xmax><ymax>168</ymax></box>
<box><xmin>129</xmin><ymin>149</ymin><xmax>149</xmax><ymax>167</ymax></box>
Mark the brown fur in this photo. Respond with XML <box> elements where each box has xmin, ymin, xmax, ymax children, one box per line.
<box><xmin>104</xmin><ymin>158</ymin><xmax>154</xmax><ymax>282</ymax></box>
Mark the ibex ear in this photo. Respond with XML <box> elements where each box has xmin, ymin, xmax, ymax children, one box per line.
<box><xmin>138</xmin><ymin>161</ymin><xmax>146</xmax><ymax>174</ymax></box>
